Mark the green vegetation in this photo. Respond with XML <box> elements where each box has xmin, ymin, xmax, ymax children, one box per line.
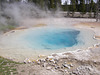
<box><xmin>0</xmin><ymin>18</ymin><xmax>18</xmax><ymax>33</ymax></box>
<box><xmin>89</xmin><ymin>0</ymin><xmax>95</xmax><ymax>17</ymax></box>
<box><xmin>0</xmin><ymin>24</ymin><xmax>16</xmax><ymax>33</ymax></box>
<box><xmin>0</xmin><ymin>0</ymin><xmax>98</xmax><ymax>18</ymax></box>
<box><xmin>61</xmin><ymin>0</ymin><xmax>97</xmax><ymax>18</ymax></box>
<box><xmin>71</xmin><ymin>0</ymin><xmax>76</xmax><ymax>17</ymax></box>
<box><xmin>0</xmin><ymin>56</ymin><xmax>21</xmax><ymax>75</ymax></box>
<box><xmin>80</xmin><ymin>0</ymin><xmax>86</xmax><ymax>17</ymax></box>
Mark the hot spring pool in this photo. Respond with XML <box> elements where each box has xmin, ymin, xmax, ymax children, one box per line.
<box><xmin>23</xmin><ymin>28</ymin><xmax>80</xmax><ymax>50</ymax></box>
<box><xmin>0</xmin><ymin>27</ymin><xmax>97</xmax><ymax>61</ymax></box>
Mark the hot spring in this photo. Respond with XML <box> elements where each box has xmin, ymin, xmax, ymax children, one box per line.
<box><xmin>0</xmin><ymin>27</ymin><xmax>97</xmax><ymax>61</ymax></box>
<box><xmin>23</xmin><ymin>28</ymin><xmax>80</xmax><ymax>50</ymax></box>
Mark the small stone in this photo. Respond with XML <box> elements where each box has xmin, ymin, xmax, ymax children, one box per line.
<box><xmin>49</xmin><ymin>59</ymin><xmax>54</xmax><ymax>62</ymax></box>
<box><xmin>32</xmin><ymin>60</ymin><xmax>37</xmax><ymax>63</ymax></box>
<box><xmin>55</xmin><ymin>66</ymin><xmax>60</xmax><ymax>69</ymax></box>
<box><xmin>11</xmin><ymin>72</ymin><xmax>13</xmax><ymax>75</ymax></box>
<box><xmin>61</xmin><ymin>66</ymin><xmax>64</xmax><ymax>69</ymax></box>
<box><xmin>49</xmin><ymin>59</ymin><xmax>57</xmax><ymax>64</ymax></box>
<box><xmin>42</xmin><ymin>63</ymin><xmax>48</xmax><ymax>67</ymax></box>
<box><xmin>72</xmin><ymin>71</ymin><xmax>77</xmax><ymax>74</ymax></box>
<box><xmin>59</xmin><ymin>69</ymin><xmax>64</xmax><ymax>72</ymax></box>
<box><xmin>24</xmin><ymin>61</ymin><xmax>26</xmax><ymax>64</ymax></box>
<box><xmin>69</xmin><ymin>64</ymin><xmax>73</xmax><ymax>67</ymax></box>
<box><xmin>54</xmin><ymin>59</ymin><xmax>59</xmax><ymax>62</ymax></box>
<box><xmin>64</xmin><ymin>70</ymin><xmax>69</xmax><ymax>74</ymax></box>
<box><xmin>28</xmin><ymin>60</ymin><xmax>31</xmax><ymax>63</ymax></box>
<box><xmin>38</xmin><ymin>55</ymin><xmax>46</xmax><ymax>58</ymax></box>
<box><xmin>62</xmin><ymin>64</ymin><xmax>70</xmax><ymax>69</ymax></box>
<box><xmin>37</xmin><ymin>61</ymin><xmax>41</xmax><ymax>65</ymax></box>
<box><xmin>51</xmin><ymin>64</ymin><xmax>56</xmax><ymax>67</ymax></box>
<box><xmin>64</xmin><ymin>62</ymin><xmax>67</xmax><ymax>64</ymax></box>
<box><xmin>52</xmin><ymin>54</ymin><xmax>57</xmax><ymax>57</ymax></box>
<box><xmin>24</xmin><ymin>58</ymin><xmax>31</xmax><ymax>63</ymax></box>
<box><xmin>40</xmin><ymin>59</ymin><xmax>46</xmax><ymax>62</ymax></box>
<box><xmin>46</xmin><ymin>66</ymin><xmax>52</xmax><ymax>70</ymax></box>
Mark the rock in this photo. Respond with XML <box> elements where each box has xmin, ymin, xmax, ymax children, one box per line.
<box><xmin>54</xmin><ymin>59</ymin><xmax>59</xmax><ymax>62</ymax></box>
<box><xmin>52</xmin><ymin>54</ymin><xmax>58</xmax><ymax>56</ymax></box>
<box><xmin>70</xmin><ymin>72</ymin><xmax>76</xmax><ymax>75</ymax></box>
<box><xmin>24</xmin><ymin>58</ymin><xmax>31</xmax><ymax>63</ymax></box>
<box><xmin>37</xmin><ymin>61</ymin><xmax>41</xmax><ymax>65</ymax></box>
<box><xmin>24</xmin><ymin>59</ymin><xmax>27</xmax><ymax>63</ymax></box>
<box><xmin>94</xmin><ymin>44</ymin><xmax>99</xmax><ymax>47</ymax></box>
<box><xmin>49</xmin><ymin>59</ymin><xmax>56</xmax><ymax>64</ymax></box>
<box><xmin>64</xmin><ymin>70</ymin><xmax>69</xmax><ymax>75</ymax></box>
<box><xmin>62</xmin><ymin>64</ymin><xmax>70</xmax><ymax>69</ymax></box>
<box><xmin>69</xmin><ymin>64</ymin><xmax>73</xmax><ymax>67</ymax></box>
<box><xmin>47</xmin><ymin>56</ymin><xmax>54</xmax><ymax>59</ymax></box>
<box><xmin>55</xmin><ymin>66</ymin><xmax>60</xmax><ymax>69</ymax></box>
<box><xmin>23</xmin><ymin>59</ymin><xmax>26</xmax><ymax>63</ymax></box>
<box><xmin>38</xmin><ymin>55</ymin><xmax>46</xmax><ymax>58</ymax></box>
<box><xmin>41</xmin><ymin>59</ymin><xmax>46</xmax><ymax>62</ymax></box>
<box><xmin>46</xmin><ymin>66</ymin><xmax>52</xmax><ymax>70</ymax></box>
<box><xmin>61</xmin><ymin>66</ymin><xmax>64</xmax><ymax>69</ymax></box>
<box><xmin>59</xmin><ymin>69</ymin><xmax>64</xmax><ymax>72</ymax></box>
<box><xmin>32</xmin><ymin>60</ymin><xmax>37</xmax><ymax>63</ymax></box>
<box><xmin>72</xmin><ymin>71</ymin><xmax>77</xmax><ymax>75</ymax></box>
<box><xmin>64</xmin><ymin>62</ymin><xmax>67</xmax><ymax>64</ymax></box>
<box><xmin>10</xmin><ymin>72</ymin><xmax>13</xmax><ymax>75</ymax></box>
<box><xmin>51</xmin><ymin>64</ymin><xmax>56</xmax><ymax>67</ymax></box>
<box><xmin>28</xmin><ymin>60</ymin><xmax>31</xmax><ymax>63</ymax></box>
<box><xmin>49</xmin><ymin>58</ymin><xmax>53</xmax><ymax>62</ymax></box>
<box><xmin>42</xmin><ymin>63</ymin><xmax>48</xmax><ymax>67</ymax></box>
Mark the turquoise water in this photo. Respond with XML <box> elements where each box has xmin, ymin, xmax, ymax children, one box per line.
<box><xmin>23</xmin><ymin>28</ymin><xmax>80</xmax><ymax>50</ymax></box>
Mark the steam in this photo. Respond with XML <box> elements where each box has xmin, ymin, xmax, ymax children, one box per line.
<box><xmin>0</xmin><ymin>2</ymin><xmax>63</xmax><ymax>33</ymax></box>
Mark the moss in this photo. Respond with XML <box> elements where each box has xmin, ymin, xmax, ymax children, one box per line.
<box><xmin>0</xmin><ymin>56</ymin><xmax>22</xmax><ymax>75</ymax></box>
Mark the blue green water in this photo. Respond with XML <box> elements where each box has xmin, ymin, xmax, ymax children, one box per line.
<box><xmin>23</xmin><ymin>28</ymin><xmax>80</xmax><ymax>50</ymax></box>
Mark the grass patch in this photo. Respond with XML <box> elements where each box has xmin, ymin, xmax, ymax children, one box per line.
<box><xmin>0</xmin><ymin>56</ymin><xmax>22</xmax><ymax>75</ymax></box>
<box><xmin>0</xmin><ymin>24</ymin><xmax>16</xmax><ymax>33</ymax></box>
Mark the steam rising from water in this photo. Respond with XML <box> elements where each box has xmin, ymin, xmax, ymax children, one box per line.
<box><xmin>0</xmin><ymin>2</ymin><xmax>96</xmax><ymax>33</ymax></box>
<box><xmin>0</xmin><ymin>2</ymin><xmax>63</xmax><ymax>29</ymax></box>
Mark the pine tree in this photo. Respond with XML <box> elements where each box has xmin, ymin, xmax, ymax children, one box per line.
<box><xmin>64</xmin><ymin>1</ymin><xmax>69</xmax><ymax>16</ymax></box>
<box><xmin>39</xmin><ymin>0</ymin><xmax>45</xmax><ymax>9</ymax></box>
<box><xmin>48</xmin><ymin>0</ymin><xmax>56</xmax><ymax>10</ymax></box>
<box><xmin>80</xmin><ymin>0</ymin><xmax>86</xmax><ymax>17</ymax></box>
<box><xmin>93</xmin><ymin>2</ymin><xmax>96</xmax><ymax>18</ymax></box>
<box><xmin>71</xmin><ymin>0</ymin><xmax>76</xmax><ymax>17</ymax></box>
<box><xmin>86</xmin><ymin>0</ymin><xmax>89</xmax><ymax>12</ymax></box>
<box><xmin>89</xmin><ymin>0</ymin><xmax>94</xmax><ymax>17</ymax></box>
<box><xmin>31</xmin><ymin>0</ymin><xmax>37</xmax><ymax>4</ymax></box>
<box><xmin>75</xmin><ymin>0</ymin><xmax>78</xmax><ymax>11</ymax></box>
<box><xmin>56</xmin><ymin>0</ymin><xmax>61</xmax><ymax>9</ymax></box>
